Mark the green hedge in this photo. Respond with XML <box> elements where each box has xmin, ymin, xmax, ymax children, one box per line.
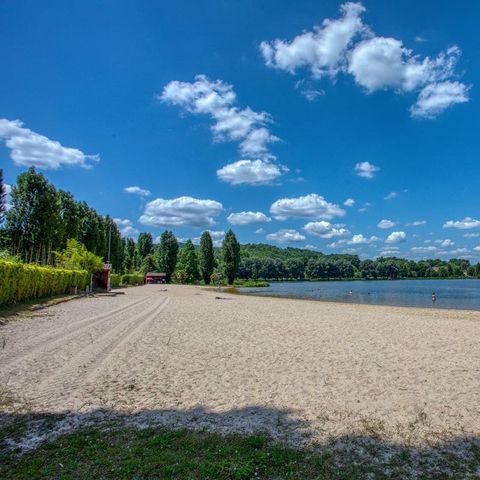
<box><xmin>110</xmin><ymin>274</ymin><xmax>144</xmax><ymax>288</ymax></box>
<box><xmin>0</xmin><ymin>260</ymin><xmax>89</xmax><ymax>305</ymax></box>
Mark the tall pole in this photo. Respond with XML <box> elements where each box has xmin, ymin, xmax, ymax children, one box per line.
<box><xmin>107</xmin><ymin>224</ymin><xmax>111</xmax><ymax>264</ymax></box>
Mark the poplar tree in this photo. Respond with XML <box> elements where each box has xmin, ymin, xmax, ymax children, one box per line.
<box><xmin>176</xmin><ymin>239</ymin><xmax>199</xmax><ymax>283</ymax></box>
<box><xmin>156</xmin><ymin>230</ymin><xmax>179</xmax><ymax>283</ymax></box>
<box><xmin>222</xmin><ymin>229</ymin><xmax>240</xmax><ymax>285</ymax></box>
<box><xmin>199</xmin><ymin>231</ymin><xmax>215</xmax><ymax>284</ymax></box>
<box><xmin>0</xmin><ymin>169</ymin><xmax>6</xmax><ymax>224</ymax></box>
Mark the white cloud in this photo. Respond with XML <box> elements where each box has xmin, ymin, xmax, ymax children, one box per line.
<box><xmin>329</xmin><ymin>234</ymin><xmax>379</xmax><ymax>247</ymax></box>
<box><xmin>227</xmin><ymin>211</ymin><xmax>271</xmax><ymax>225</ymax></box>
<box><xmin>3</xmin><ymin>183</ymin><xmax>12</xmax><ymax>211</ymax></box>
<box><xmin>443</xmin><ymin>217</ymin><xmax>480</xmax><ymax>230</ymax></box>
<box><xmin>113</xmin><ymin>218</ymin><xmax>139</xmax><ymax>238</ymax></box>
<box><xmin>411</xmin><ymin>246</ymin><xmax>438</xmax><ymax>254</ymax></box>
<box><xmin>378</xmin><ymin>248</ymin><xmax>401</xmax><ymax>256</ymax></box>
<box><xmin>139</xmin><ymin>196</ymin><xmax>223</xmax><ymax>228</ymax></box>
<box><xmin>124</xmin><ymin>186</ymin><xmax>151</xmax><ymax>197</ymax></box>
<box><xmin>406</xmin><ymin>220</ymin><xmax>427</xmax><ymax>226</ymax></box>
<box><xmin>160</xmin><ymin>75</ymin><xmax>285</xmax><ymax>180</ymax></box>
<box><xmin>295</xmin><ymin>80</ymin><xmax>325</xmax><ymax>102</ymax></box>
<box><xmin>384</xmin><ymin>191</ymin><xmax>397</xmax><ymax>200</ymax></box>
<box><xmin>217</xmin><ymin>159</ymin><xmax>285</xmax><ymax>185</ymax></box>
<box><xmin>270</xmin><ymin>193</ymin><xmax>345</xmax><ymax>221</ymax></box>
<box><xmin>435</xmin><ymin>239</ymin><xmax>455</xmax><ymax>247</ymax></box>
<box><xmin>355</xmin><ymin>161</ymin><xmax>379</xmax><ymax>179</ymax></box>
<box><xmin>190</xmin><ymin>230</ymin><xmax>225</xmax><ymax>247</ymax></box>
<box><xmin>464</xmin><ymin>233</ymin><xmax>480</xmax><ymax>238</ymax></box>
<box><xmin>344</xmin><ymin>198</ymin><xmax>355</xmax><ymax>207</ymax></box>
<box><xmin>260</xmin><ymin>3</ymin><xmax>468</xmax><ymax>117</ymax></box>
<box><xmin>255</xmin><ymin>228</ymin><xmax>265</xmax><ymax>234</ymax></box>
<box><xmin>385</xmin><ymin>231</ymin><xmax>407</xmax><ymax>244</ymax></box>
<box><xmin>377</xmin><ymin>219</ymin><xmax>396</xmax><ymax>229</ymax></box>
<box><xmin>304</xmin><ymin>221</ymin><xmax>350</xmax><ymax>239</ymax></box>
<box><xmin>260</xmin><ymin>2</ymin><xmax>366</xmax><ymax>78</ymax></box>
<box><xmin>0</xmin><ymin>118</ymin><xmax>99</xmax><ymax>169</ymax></box>
<box><xmin>266</xmin><ymin>229</ymin><xmax>306</xmax><ymax>243</ymax></box>
<box><xmin>411</xmin><ymin>81</ymin><xmax>470</xmax><ymax>118</ymax></box>
<box><xmin>473</xmin><ymin>246</ymin><xmax>480</xmax><ymax>252</ymax></box>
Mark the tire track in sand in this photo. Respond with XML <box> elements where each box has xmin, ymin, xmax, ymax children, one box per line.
<box><xmin>0</xmin><ymin>295</ymin><xmax>152</xmax><ymax>368</ymax></box>
<box><xmin>32</xmin><ymin>295</ymin><xmax>171</xmax><ymax>409</ymax></box>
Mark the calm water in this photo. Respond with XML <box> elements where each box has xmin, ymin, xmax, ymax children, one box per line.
<box><xmin>238</xmin><ymin>279</ymin><xmax>480</xmax><ymax>310</ymax></box>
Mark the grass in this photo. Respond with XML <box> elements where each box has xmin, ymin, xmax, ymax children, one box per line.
<box><xmin>1</xmin><ymin>419</ymin><xmax>480</xmax><ymax>479</ymax></box>
<box><xmin>233</xmin><ymin>280</ymin><xmax>270</xmax><ymax>288</ymax></box>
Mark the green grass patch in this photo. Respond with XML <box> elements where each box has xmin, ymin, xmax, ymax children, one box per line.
<box><xmin>233</xmin><ymin>280</ymin><xmax>270</xmax><ymax>288</ymax></box>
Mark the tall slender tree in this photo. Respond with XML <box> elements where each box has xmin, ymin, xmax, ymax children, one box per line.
<box><xmin>0</xmin><ymin>169</ymin><xmax>6</xmax><ymax>224</ymax></box>
<box><xmin>222</xmin><ymin>229</ymin><xmax>240</xmax><ymax>285</ymax></box>
<box><xmin>156</xmin><ymin>230</ymin><xmax>179</xmax><ymax>283</ymax></box>
<box><xmin>199</xmin><ymin>231</ymin><xmax>215</xmax><ymax>284</ymax></box>
<box><xmin>176</xmin><ymin>239</ymin><xmax>199</xmax><ymax>283</ymax></box>
<box><xmin>136</xmin><ymin>232</ymin><xmax>153</xmax><ymax>267</ymax></box>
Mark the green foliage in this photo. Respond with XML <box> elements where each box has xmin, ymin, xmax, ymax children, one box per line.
<box><xmin>234</xmin><ymin>280</ymin><xmax>270</xmax><ymax>287</ymax></box>
<box><xmin>54</xmin><ymin>239</ymin><xmax>104</xmax><ymax>274</ymax></box>
<box><xmin>122</xmin><ymin>238</ymin><xmax>136</xmax><ymax>273</ymax></box>
<box><xmin>120</xmin><ymin>274</ymin><xmax>144</xmax><ymax>286</ymax></box>
<box><xmin>0</xmin><ymin>168</ymin><xmax>6</xmax><ymax>224</ymax></box>
<box><xmin>136</xmin><ymin>232</ymin><xmax>153</xmax><ymax>267</ymax></box>
<box><xmin>156</xmin><ymin>230</ymin><xmax>179</xmax><ymax>283</ymax></box>
<box><xmin>139</xmin><ymin>253</ymin><xmax>156</xmax><ymax>275</ymax></box>
<box><xmin>110</xmin><ymin>274</ymin><xmax>121</xmax><ymax>288</ymax></box>
<box><xmin>175</xmin><ymin>239</ymin><xmax>199</xmax><ymax>284</ymax></box>
<box><xmin>0</xmin><ymin>260</ymin><xmax>88</xmax><ymax>305</ymax></box>
<box><xmin>222</xmin><ymin>230</ymin><xmax>240</xmax><ymax>285</ymax></box>
<box><xmin>199</xmin><ymin>231</ymin><xmax>215</xmax><ymax>284</ymax></box>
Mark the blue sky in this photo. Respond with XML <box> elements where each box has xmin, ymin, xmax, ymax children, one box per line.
<box><xmin>1</xmin><ymin>0</ymin><xmax>479</xmax><ymax>260</ymax></box>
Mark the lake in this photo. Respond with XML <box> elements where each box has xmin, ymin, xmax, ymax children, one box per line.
<box><xmin>238</xmin><ymin>279</ymin><xmax>480</xmax><ymax>310</ymax></box>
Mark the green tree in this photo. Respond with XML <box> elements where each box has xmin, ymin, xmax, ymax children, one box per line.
<box><xmin>222</xmin><ymin>229</ymin><xmax>240</xmax><ymax>285</ymax></box>
<box><xmin>156</xmin><ymin>230</ymin><xmax>179</xmax><ymax>283</ymax></box>
<box><xmin>54</xmin><ymin>239</ymin><xmax>103</xmax><ymax>274</ymax></box>
<box><xmin>122</xmin><ymin>237</ymin><xmax>136</xmax><ymax>273</ymax></box>
<box><xmin>175</xmin><ymin>239</ymin><xmax>199</xmax><ymax>284</ymax></box>
<box><xmin>199</xmin><ymin>231</ymin><xmax>215</xmax><ymax>284</ymax></box>
<box><xmin>5</xmin><ymin>167</ymin><xmax>61</xmax><ymax>264</ymax></box>
<box><xmin>139</xmin><ymin>253</ymin><xmax>156</xmax><ymax>275</ymax></box>
<box><xmin>136</xmin><ymin>233</ymin><xmax>153</xmax><ymax>261</ymax></box>
<box><xmin>0</xmin><ymin>169</ymin><xmax>6</xmax><ymax>224</ymax></box>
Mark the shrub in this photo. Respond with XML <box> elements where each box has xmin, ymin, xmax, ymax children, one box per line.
<box><xmin>0</xmin><ymin>260</ymin><xmax>88</xmax><ymax>305</ymax></box>
<box><xmin>110</xmin><ymin>274</ymin><xmax>121</xmax><ymax>288</ymax></box>
<box><xmin>120</xmin><ymin>274</ymin><xmax>144</xmax><ymax>286</ymax></box>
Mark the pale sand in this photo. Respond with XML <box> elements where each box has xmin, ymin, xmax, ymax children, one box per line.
<box><xmin>1</xmin><ymin>284</ymin><xmax>480</xmax><ymax>451</ymax></box>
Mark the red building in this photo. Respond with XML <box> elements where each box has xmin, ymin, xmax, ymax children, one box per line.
<box><xmin>145</xmin><ymin>272</ymin><xmax>167</xmax><ymax>284</ymax></box>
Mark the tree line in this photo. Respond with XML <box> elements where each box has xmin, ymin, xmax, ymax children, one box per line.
<box><xmin>1</xmin><ymin>168</ymin><xmax>479</xmax><ymax>283</ymax></box>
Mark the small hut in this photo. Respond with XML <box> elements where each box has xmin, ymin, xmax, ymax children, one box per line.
<box><xmin>145</xmin><ymin>272</ymin><xmax>167</xmax><ymax>284</ymax></box>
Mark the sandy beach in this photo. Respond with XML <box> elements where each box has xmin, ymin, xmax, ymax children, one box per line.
<box><xmin>1</xmin><ymin>284</ymin><xmax>480</xmax><ymax>454</ymax></box>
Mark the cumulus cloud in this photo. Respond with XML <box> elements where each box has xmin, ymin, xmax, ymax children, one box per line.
<box><xmin>266</xmin><ymin>229</ymin><xmax>306</xmax><ymax>243</ymax></box>
<box><xmin>377</xmin><ymin>219</ymin><xmax>396</xmax><ymax>229</ymax></box>
<box><xmin>329</xmin><ymin>234</ymin><xmax>379</xmax><ymax>247</ymax></box>
<box><xmin>304</xmin><ymin>221</ymin><xmax>350</xmax><ymax>239</ymax></box>
<box><xmin>355</xmin><ymin>161</ymin><xmax>379</xmax><ymax>179</ymax></box>
<box><xmin>344</xmin><ymin>198</ymin><xmax>355</xmax><ymax>207</ymax></box>
<box><xmin>188</xmin><ymin>230</ymin><xmax>226</xmax><ymax>247</ymax></box>
<box><xmin>0</xmin><ymin>119</ymin><xmax>99</xmax><ymax>169</ymax></box>
<box><xmin>260</xmin><ymin>3</ymin><xmax>469</xmax><ymax>117</ymax></box>
<box><xmin>217</xmin><ymin>159</ymin><xmax>286</xmax><ymax>185</ymax></box>
<box><xmin>406</xmin><ymin>220</ymin><xmax>427</xmax><ymax>226</ymax></box>
<box><xmin>464</xmin><ymin>233</ymin><xmax>480</xmax><ymax>238</ymax></box>
<box><xmin>436</xmin><ymin>239</ymin><xmax>455</xmax><ymax>247</ymax></box>
<box><xmin>270</xmin><ymin>193</ymin><xmax>345</xmax><ymax>221</ymax></box>
<box><xmin>160</xmin><ymin>75</ymin><xmax>285</xmax><ymax>184</ymax></box>
<box><xmin>260</xmin><ymin>2</ymin><xmax>366</xmax><ymax>78</ymax></box>
<box><xmin>410</xmin><ymin>81</ymin><xmax>470</xmax><ymax>118</ymax></box>
<box><xmin>139</xmin><ymin>196</ymin><xmax>223</xmax><ymax>228</ymax></box>
<box><xmin>473</xmin><ymin>246</ymin><xmax>480</xmax><ymax>252</ymax></box>
<box><xmin>124</xmin><ymin>186</ymin><xmax>151</xmax><ymax>197</ymax></box>
<box><xmin>385</xmin><ymin>231</ymin><xmax>407</xmax><ymax>244</ymax></box>
<box><xmin>227</xmin><ymin>211</ymin><xmax>271</xmax><ymax>225</ymax></box>
<box><xmin>113</xmin><ymin>218</ymin><xmax>139</xmax><ymax>238</ymax></box>
<box><xmin>443</xmin><ymin>217</ymin><xmax>480</xmax><ymax>229</ymax></box>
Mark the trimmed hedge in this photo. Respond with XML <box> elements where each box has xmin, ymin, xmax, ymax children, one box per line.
<box><xmin>0</xmin><ymin>260</ymin><xmax>89</xmax><ymax>305</ymax></box>
<box><xmin>110</xmin><ymin>274</ymin><xmax>144</xmax><ymax>288</ymax></box>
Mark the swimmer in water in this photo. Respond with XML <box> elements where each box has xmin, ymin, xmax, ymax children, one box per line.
<box><xmin>432</xmin><ymin>292</ymin><xmax>436</xmax><ymax>303</ymax></box>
